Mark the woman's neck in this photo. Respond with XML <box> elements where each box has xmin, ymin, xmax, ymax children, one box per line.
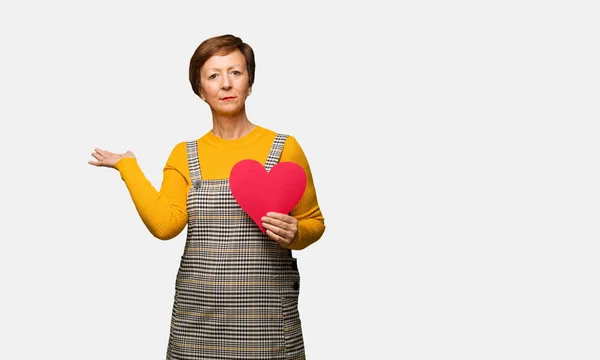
<box><xmin>211</xmin><ymin>112</ymin><xmax>255</xmax><ymax>140</ymax></box>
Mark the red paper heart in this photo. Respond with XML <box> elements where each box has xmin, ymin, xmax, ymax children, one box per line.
<box><xmin>230</xmin><ymin>159</ymin><xmax>307</xmax><ymax>233</ymax></box>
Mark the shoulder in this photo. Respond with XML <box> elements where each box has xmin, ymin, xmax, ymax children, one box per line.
<box><xmin>259</xmin><ymin>125</ymin><xmax>298</xmax><ymax>147</ymax></box>
<box><xmin>258</xmin><ymin>127</ymin><xmax>300</xmax><ymax>151</ymax></box>
<box><xmin>164</xmin><ymin>141</ymin><xmax>191</xmax><ymax>170</ymax></box>
<box><xmin>283</xmin><ymin>134</ymin><xmax>299</xmax><ymax>146</ymax></box>
<box><xmin>280</xmin><ymin>134</ymin><xmax>308</xmax><ymax>163</ymax></box>
<box><xmin>169</xmin><ymin>141</ymin><xmax>189</xmax><ymax>158</ymax></box>
<box><xmin>254</xmin><ymin>125</ymin><xmax>277</xmax><ymax>140</ymax></box>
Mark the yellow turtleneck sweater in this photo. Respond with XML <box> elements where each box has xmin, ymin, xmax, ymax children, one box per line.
<box><xmin>114</xmin><ymin>125</ymin><xmax>325</xmax><ymax>250</ymax></box>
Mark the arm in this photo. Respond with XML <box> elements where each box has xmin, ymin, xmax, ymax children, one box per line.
<box><xmin>280</xmin><ymin>136</ymin><xmax>326</xmax><ymax>250</ymax></box>
<box><xmin>112</xmin><ymin>143</ymin><xmax>189</xmax><ymax>240</ymax></box>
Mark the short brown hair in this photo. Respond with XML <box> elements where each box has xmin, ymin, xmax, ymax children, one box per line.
<box><xmin>189</xmin><ymin>34</ymin><xmax>256</xmax><ymax>97</ymax></box>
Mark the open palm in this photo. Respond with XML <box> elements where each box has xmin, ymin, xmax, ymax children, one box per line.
<box><xmin>88</xmin><ymin>148</ymin><xmax>135</xmax><ymax>168</ymax></box>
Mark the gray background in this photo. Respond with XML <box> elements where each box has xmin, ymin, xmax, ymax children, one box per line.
<box><xmin>1</xmin><ymin>0</ymin><xmax>599</xmax><ymax>359</ymax></box>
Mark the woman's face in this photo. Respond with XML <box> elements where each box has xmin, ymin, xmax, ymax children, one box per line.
<box><xmin>199</xmin><ymin>49</ymin><xmax>252</xmax><ymax>116</ymax></box>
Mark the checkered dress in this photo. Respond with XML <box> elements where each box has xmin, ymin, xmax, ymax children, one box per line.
<box><xmin>166</xmin><ymin>134</ymin><xmax>305</xmax><ymax>359</ymax></box>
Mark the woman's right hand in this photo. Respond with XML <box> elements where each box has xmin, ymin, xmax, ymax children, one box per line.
<box><xmin>88</xmin><ymin>148</ymin><xmax>135</xmax><ymax>169</ymax></box>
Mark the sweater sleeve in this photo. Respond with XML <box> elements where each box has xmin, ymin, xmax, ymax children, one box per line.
<box><xmin>280</xmin><ymin>136</ymin><xmax>326</xmax><ymax>250</ymax></box>
<box><xmin>113</xmin><ymin>142</ymin><xmax>189</xmax><ymax>240</ymax></box>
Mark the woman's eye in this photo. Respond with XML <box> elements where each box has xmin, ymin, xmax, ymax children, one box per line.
<box><xmin>208</xmin><ymin>74</ymin><xmax>217</xmax><ymax>79</ymax></box>
<box><xmin>231</xmin><ymin>70</ymin><xmax>241</xmax><ymax>75</ymax></box>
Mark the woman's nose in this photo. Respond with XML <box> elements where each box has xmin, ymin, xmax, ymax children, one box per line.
<box><xmin>221</xmin><ymin>75</ymin><xmax>232</xmax><ymax>89</ymax></box>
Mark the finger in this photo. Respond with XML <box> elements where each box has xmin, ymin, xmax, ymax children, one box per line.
<box><xmin>262</xmin><ymin>221</ymin><xmax>280</xmax><ymax>234</ymax></box>
<box><xmin>91</xmin><ymin>153</ymin><xmax>104</xmax><ymax>161</ymax></box>
<box><xmin>262</xmin><ymin>222</ymin><xmax>293</xmax><ymax>240</ymax></box>
<box><xmin>261</xmin><ymin>216</ymin><xmax>287</xmax><ymax>229</ymax></box>
<box><xmin>265</xmin><ymin>212</ymin><xmax>291</xmax><ymax>221</ymax></box>
<box><xmin>263</xmin><ymin>215</ymin><xmax>296</xmax><ymax>231</ymax></box>
<box><xmin>95</xmin><ymin>148</ymin><xmax>114</xmax><ymax>157</ymax></box>
<box><xmin>88</xmin><ymin>160</ymin><xmax>101</xmax><ymax>166</ymax></box>
<box><xmin>265</xmin><ymin>229</ymin><xmax>290</xmax><ymax>248</ymax></box>
<box><xmin>267</xmin><ymin>213</ymin><xmax>298</xmax><ymax>229</ymax></box>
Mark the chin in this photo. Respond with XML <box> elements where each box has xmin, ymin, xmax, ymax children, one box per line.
<box><xmin>216</xmin><ymin>109</ymin><xmax>242</xmax><ymax>117</ymax></box>
<box><xmin>215</xmin><ymin>104</ymin><xmax>244</xmax><ymax>116</ymax></box>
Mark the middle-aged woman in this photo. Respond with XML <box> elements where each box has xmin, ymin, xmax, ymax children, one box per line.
<box><xmin>89</xmin><ymin>34</ymin><xmax>325</xmax><ymax>359</ymax></box>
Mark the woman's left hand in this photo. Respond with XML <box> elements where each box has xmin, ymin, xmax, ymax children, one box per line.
<box><xmin>261</xmin><ymin>212</ymin><xmax>298</xmax><ymax>248</ymax></box>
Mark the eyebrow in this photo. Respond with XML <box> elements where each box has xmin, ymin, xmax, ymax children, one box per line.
<box><xmin>204</xmin><ymin>64</ymin><xmax>244</xmax><ymax>74</ymax></box>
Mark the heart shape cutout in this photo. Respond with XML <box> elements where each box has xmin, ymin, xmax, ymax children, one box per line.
<box><xmin>230</xmin><ymin>159</ymin><xmax>307</xmax><ymax>233</ymax></box>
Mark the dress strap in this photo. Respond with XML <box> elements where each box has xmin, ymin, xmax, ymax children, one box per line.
<box><xmin>186</xmin><ymin>141</ymin><xmax>202</xmax><ymax>188</ymax></box>
<box><xmin>264</xmin><ymin>133</ymin><xmax>288</xmax><ymax>172</ymax></box>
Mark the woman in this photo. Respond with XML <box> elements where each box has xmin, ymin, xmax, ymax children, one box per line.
<box><xmin>88</xmin><ymin>34</ymin><xmax>325</xmax><ymax>359</ymax></box>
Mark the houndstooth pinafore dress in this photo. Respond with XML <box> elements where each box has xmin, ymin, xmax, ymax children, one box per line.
<box><xmin>166</xmin><ymin>134</ymin><xmax>305</xmax><ymax>360</ymax></box>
